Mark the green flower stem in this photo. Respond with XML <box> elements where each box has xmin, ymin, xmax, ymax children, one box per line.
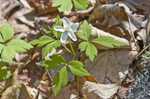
<box><xmin>62</xmin><ymin>44</ymin><xmax>72</xmax><ymax>54</ymax></box>
<box><xmin>69</xmin><ymin>39</ymin><xmax>76</xmax><ymax>56</ymax></box>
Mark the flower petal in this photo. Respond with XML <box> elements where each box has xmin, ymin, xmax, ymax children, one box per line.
<box><xmin>54</xmin><ymin>26</ymin><xmax>65</xmax><ymax>32</ymax></box>
<box><xmin>68</xmin><ymin>31</ymin><xmax>77</xmax><ymax>41</ymax></box>
<box><xmin>71</xmin><ymin>23</ymin><xmax>79</xmax><ymax>32</ymax></box>
<box><xmin>60</xmin><ymin>32</ymin><xmax>68</xmax><ymax>43</ymax></box>
<box><xmin>63</xmin><ymin>17</ymin><xmax>70</xmax><ymax>28</ymax></box>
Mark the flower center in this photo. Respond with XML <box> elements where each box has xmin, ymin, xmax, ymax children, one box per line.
<box><xmin>65</xmin><ymin>26</ymin><xmax>70</xmax><ymax>31</ymax></box>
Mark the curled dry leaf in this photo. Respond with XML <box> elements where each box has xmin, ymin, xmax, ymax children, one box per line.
<box><xmin>7</xmin><ymin>8</ymin><xmax>34</xmax><ymax>33</ymax></box>
<box><xmin>0</xmin><ymin>0</ymin><xmax>20</xmax><ymax>18</ymax></box>
<box><xmin>89</xmin><ymin>3</ymin><xmax>130</xmax><ymax>38</ymax></box>
<box><xmin>89</xmin><ymin>2</ymin><xmax>144</xmax><ymax>43</ymax></box>
<box><xmin>19</xmin><ymin>0</ymin><xmax>32</xmax><ymax>9</ymax></box>
<box><xmin>123</xmin><ymin>0</ymin><xmax>150</xmax><ymax>14</ymax></box>
<box><xmin>8</xmin><ymin>8</ymin><xmax>35</xmax><ymax>28</ymax></box>
<box><xmin>83</xmin><ymin>81</ymin><xmax>119</xmax><ymax>99</ymax></box>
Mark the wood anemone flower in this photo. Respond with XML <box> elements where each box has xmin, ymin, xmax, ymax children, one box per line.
<box><xmin>54</xmin><ymin>17</ymin><xmax>79</xmax><ymax>43</ymax></box>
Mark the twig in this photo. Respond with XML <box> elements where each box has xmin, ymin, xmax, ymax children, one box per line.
<box><xmin>146</xmin><ymin>14</ymin><xmax>150</xmax><ymax>45</ymax></box>
<box><xmin>34</xmin><ymin>17</ymin><xmax>56</xmax><ymax>24</ymax></box>
<box><xmin>135</xmin><ymin>43</ymin><xmax>150</xmax><ymax>59</ymax></box>
<box><xmin>64</xmin><ymin>6</ymin><xmax>94</xmax><ymax>16</ymax></box>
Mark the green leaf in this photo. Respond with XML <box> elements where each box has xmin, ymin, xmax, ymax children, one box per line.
<box><xmin>1</xmin><ymin>39</ymin><xmax>32</xmax><ymax>62</ymax></box>
<box><xmin>86</xmin><ymin>43</ymin><xmax>97</xmax><ymax>61</ymax></box>
<box><xmin>78</xmin><ymin>41</ymin><xmax>88</xmax><ymax>52</ymax></box>
<box><xmin>0</xmin><ymin>44</ymin><xmax>4</xmax><ymax>53</ymax></box>
<box><xmin>53</xmin><ymin>72</ymin><xmax>59</xmax><ymax>85</ymax></box>
<box><xmin>30</xmin><ymin>36</ymin><xmax>54</xmax><ymax>47</ymax></box>
<box><xmin>7</xmin><ymin>39</ymin><xmax>33</xmax><ymax>53</ymax></box>
<box><xmin>73</xmin><ymin>0</ymin><xmax>89</xmax><ymax>10</ymax></box>
<box><xmin>0</xmin><ymin>24</ymin><xmax>32</xmax><ymax>62</ymax></box>
<box><xmin>53</xmin><ymin>66</ymin><xmax>68</xmax><ymax>96</ymax></box>
<box><xmin>0</xmin><ymin>24</ymin><xmax>14</xmax><ymax>43</ymax></box>
<box><xmin>52</xmin><ymin>0</ymin><xmax>73</xmax><ymax>12</ymax></box>
<box><xmin>60</xmin><ymin>66</ymin><xmax>68</xmax><ymax>87</ymax></box>
<box><xmin>53</xmin><ymin>72</ymin><xmax>61</xmax><ymax>96</ymax></box>
<box><xmin>40</xmin><ymin>55</ymin><xmax>66</xmax><ymax>69</ymax></box>
<box><xmin>1</xmin><ymin>46</ymin><xmax>16</xmax><ymax>62</ymax></box>
<box><xmin>68</xmin><ymin>60</ymin><xmax>90</xmax><ymax>76</ymax></box>
<box><xmin>79</xmin><ymin>42</ymin><xmax>97</xmax><ymax>61</ymax></box>
<box><xmin>92</xmin><ymin>36</ymin><xmax>125</xmax><ymax>48</ymax></box>
<box><xmin>42</xmin><ymin>40</ymin><xmax>61</xmax><ymax>59</ymax></box>
<box><xmin>0</xmin><ymin>69</ymin><xmax>11</xmax><ymax>81</ymax></box>
<box><xmin>77</xmin><ymin>20</ymin><xmax>91</xmax><ymax>41</ymax></box>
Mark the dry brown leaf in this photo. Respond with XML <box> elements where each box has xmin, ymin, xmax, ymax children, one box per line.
<box><xmin>83</xmin><ymin>81</ymin><xmax>120</xmax><ymax>99</ymax></box>
<box><xmin>85</xmin><ymin>50</ymin><xmax>131</xmax><ymax>83</ymax></box>
<box><xmin>1</xmin><ymin>83</ymin><xmax>32</xmax><ymax>99</ymax></box>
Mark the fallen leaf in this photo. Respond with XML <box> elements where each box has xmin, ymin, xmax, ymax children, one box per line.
<box><xmin>83</xmin><ymin>81</ymin><xmax>120</xmax><ymax>99</ymax></box>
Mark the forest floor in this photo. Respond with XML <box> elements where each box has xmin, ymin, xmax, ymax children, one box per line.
<box><xmin>0</xmin><ymin>0</ymin><xmax>150</xmax><ymax>99</ymax></box>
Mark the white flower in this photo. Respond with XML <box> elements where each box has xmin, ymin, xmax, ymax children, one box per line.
<box><xmin>54</xmin><ymin>17</ymin><xmax>79</xmax><ymax>43</ymax></box>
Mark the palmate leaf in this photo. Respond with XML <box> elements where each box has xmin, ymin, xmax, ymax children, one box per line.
<box><xmin>0</xmin><ymin>24</ymin><xmax>32</xmax><ymax>62</ymax></box>
<box><xmin>53</xmin><ymin>60</ymin><xmax>89</xmax><ymax>95</ymax></box>
<box><xmin>40</xmin><ymin>55</ymin><xmax>66</xmax><ymax>69</ymax></box>
<box><xmin>30</xmin><ymin>35</ymin><xmax>60</xmax><ymax>59</ymax></box>
<box><xmin>79</xmin><ymin>42</ymin><xmax>97</xmax><ymax>61</ymax></box>
<box><xmin>41</xmin><ymin>55</ymin><xmax>90</xmax><ymax>95</ymax></box>
<box><xmin>0</xmin><ymin>24</ymin><xmax>14</xmax><ymax>43</ymax></box>
<box><xmin>52</xmin><ymin>0</ymin><xmax>73</xmax><ymax>12</ymax></box>
<box><xmin>92</xmin><ymin>36</ymin><xmax>125</xmax><ymax>48</ymax></box>
<box><xmin>68</xmin><ymin>61</ymin><xmax>90</xmax><ymax>76</ymax></box>
<box><xmin>73</xmin><ymin>0</ymin><xmax>89</xmax><ymax>10</ymax></box>
<box><xmin>1</xmin><ymin>39</ymin><xmax>33</xmax><ymax>62</ymax></box>
<box><xmin>53</xmin><ymin>66</ymin><xmax>68</xmax><ymax>96</ymax></box>
<box><xmin>77</xmin><ymin>20</ymin><xmax>91</xmax><ymax>41</ymax></box>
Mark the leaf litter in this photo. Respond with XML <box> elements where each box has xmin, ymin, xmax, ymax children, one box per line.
<box><xmin>0</xmin><ymin>0</ymin><xmax>150</xmax><ymax>99</ymax></box>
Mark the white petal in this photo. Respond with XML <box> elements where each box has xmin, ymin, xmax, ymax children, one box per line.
<box><xmin>68</xmin><ymin>31</ymin><xmax>77</xmax><ymax>41</ymax></box>
<box><xmin>54</xmin><ymin>26</ymin><xmax>65</xmax><ymax>32</ymax></box>
<box><xmin>63</xmin><ymin>17</ymin><xmax>70</xmax><ymax>28</ymax></box>
<box><xmin>60</xmin><ymin>32</ymin><xmax>68</xmax><ymax>43</ymax></box>
<box><xmin>71</xmin><ymin>23</ymin><xmax>79</xmax><ymax>32</ymax></box>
